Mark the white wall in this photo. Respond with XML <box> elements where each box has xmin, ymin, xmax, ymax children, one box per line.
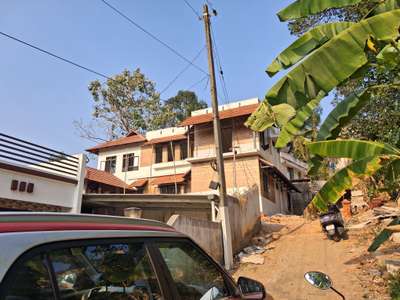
<box><xmin>0</xmin><ymin>166</ymin><xmax>76</xmax><ymax>210</ymax></box>
<box><xmin>97</xmin><ymin>145</ymin><xmax>142</xmax><ymax>182</ymax></box>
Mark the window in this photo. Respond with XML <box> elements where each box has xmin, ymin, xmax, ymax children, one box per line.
<box><xmin>288</xmin><ymin>167</ymin><xmax>295</xmax><ymax>180</ymax></box>
<box><xmin>48</xmin><ymin>242</ymin><xmax>162</xmax><ymax>300</ymax></box>
<box><xmin>155</xmin><ymin>144</ymin><xmax>163</xmax><ymax>163</ymax></box>
<box><xmin>180</xmin><ymin>140</ymin><xmax>188</xmax><ymax>160</ymax></box>
<box><xmin>167</xmin><ymin>143</ymin><xmax>174</xmax><ymax>162</ymax></box>
<box><xmin>159</xmin><ymin>184</ymin><xmax>177</xmax><ymax>194</ymax></box>
<box><xmin>156</xmin><ymin>241</ymin><xmax>230</xmax><ymax>300</ymax></box>
<box><xmin>1</xmin><ymin>254</ymin><xmax>56</xmax><ymax>299</ymax></box>
<box><xmin>262</xmin><ymin>172</ymin><xmax>269</xmax><ymax>194</ymax></box>
<box><xmin>104</xmin><ymin>156</ymin><xmax>116</xmax><ymax>174</ymax></box>
<box><xmin>221</xmin><ymin>127</ymin><xmax>232</xmax><ymax>153</ymax></box>
<box><xmin>122</xmin><ymin>153</ymin><xmax>139</xmax><ymax>171</ymax></box>
<box><xmin>260</xmin><ymin>131</ymin><xmax>269</xmax><ymax>150</ymax></box>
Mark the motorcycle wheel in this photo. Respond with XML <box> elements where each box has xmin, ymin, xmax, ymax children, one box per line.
<box><xmin>333</xmin><ymin>234</ymin><xmax>341</xmax><ymax>242</ymax></box>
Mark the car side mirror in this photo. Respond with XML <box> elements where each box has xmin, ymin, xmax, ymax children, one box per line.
<box><xmin>304</xmin><ymin>271</ymin><xmax>345</xmax><ymax>300</ymax></box>
<box><xmin>237</xmin><ymin>276</ymin><xmax>266</xmax><ymax>299</ymax></box>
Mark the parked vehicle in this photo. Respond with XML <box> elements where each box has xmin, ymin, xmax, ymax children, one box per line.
<box><xmin>0</xmin><ymin>212</ymin><xmax>265</xmax><ymax>300</ymax></box>
<box><xmin>319</xmin><ymin>204</ymin><xmax>345</xmax><ymax>242</ymax></box>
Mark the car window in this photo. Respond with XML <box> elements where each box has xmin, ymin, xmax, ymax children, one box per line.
<box><xmin>1</xmin><ymin>254</ymin><xmax>56</xmax><ymax>300</ymax></box>
<box><xmin>49</xmin><ymin>242</ymin><xmax>162</xmax><ymax>300</ymax></box>
<box><xmin>156</xmin><ymin>241</ymin><xmax>230</xmax><ymax>300</ymax></box>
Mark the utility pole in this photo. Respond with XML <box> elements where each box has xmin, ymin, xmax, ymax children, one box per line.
<box><xmin>203</xmin><ymin>3</ymin><xmax>233</xmax><ymax>269</ymax></box>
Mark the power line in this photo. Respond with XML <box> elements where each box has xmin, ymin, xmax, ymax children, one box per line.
<box><xmin>0</xmin><ymin>31</ymin><xmax>111</xmax><ymax>80</ymax></box>
<box><xmin>186</xmin><ymin>74</ymin><xmax>209</xmax><ymax>90</ymax></box>
<box><xmin>182</xmin><ymin>0</ymin><xmax>202</xmax><ymax>20</ymax></box>
<box><xmin>0</xmin><ymin>30</ymin><xmax>210</xmax><ymax>105</ymax></box>
<box><xmin>101</xmin><ymin>0</ymin><xmax>208</xmax><ymax>75</ymax></box>
<box><xmin>210</xmin><ymin>21</ymin><xmax>230</xmax><ymax>103</ymax></box>
<box><xmin>160</xmin><ymin>46</ymin><xmax>205</xmax><ymax>95</ymax></box>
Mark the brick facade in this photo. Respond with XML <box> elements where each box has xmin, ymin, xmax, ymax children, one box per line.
<box><xmin>190</xmin><ymin>155</ymin><xmax>261</xmax><ymax>193</ymax></box>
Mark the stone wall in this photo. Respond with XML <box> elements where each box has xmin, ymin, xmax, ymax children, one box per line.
<box><xmin>226</xmin><ymin>187</ymin><xmax>262</xmax><ymax>253</ymax></box>
<box><xmin>167</xmin><ymin>214</ymin><xmax>223</xmax><ymax>263</ymax></box>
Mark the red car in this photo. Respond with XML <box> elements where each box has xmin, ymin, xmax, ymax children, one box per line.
<box><xmin>0</xmin><ymin>212</ymin><xmax>265</xmax><ymax>300</ymax></box>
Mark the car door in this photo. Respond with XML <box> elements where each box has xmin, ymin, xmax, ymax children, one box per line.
<box><xmin>0</xmin><ymin>238</ymin><xmax>169</xmax><ymax>300</ymax></box>
<box><xmin>151</xmin><ymin>238</ymin><xmax>242</xmax><ymax>300</ymax></box>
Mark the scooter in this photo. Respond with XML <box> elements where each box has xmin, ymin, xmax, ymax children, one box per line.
<box><xmin>319</xmin><ymin>204</ymin><xmax>345</xmax><ymax>242</ymax></box>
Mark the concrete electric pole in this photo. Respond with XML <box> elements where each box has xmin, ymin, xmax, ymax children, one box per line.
<box><xmin>203</xmin><ymin>3</ymin><xmax>233</xmax><ymax>269</ymax></box>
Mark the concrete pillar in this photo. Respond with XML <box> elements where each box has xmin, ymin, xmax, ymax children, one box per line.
<box><xmin>71</xmin><ymin>153</ymin><xmax>86</xmax><ymax>213</ymax></box>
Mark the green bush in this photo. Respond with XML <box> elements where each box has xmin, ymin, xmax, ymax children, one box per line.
<box><xmin>389</xmin><ymin>272</ymin><xmax>400</xmax><ymax>300</ymax></box>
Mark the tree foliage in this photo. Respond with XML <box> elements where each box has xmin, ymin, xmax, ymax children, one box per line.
<box><xmin>88</xmin><ymin>68</ymin><xmax>163</xmax><ymax>138</ymax></box>
<box><xmin>161</xmin><ymin>90</ymin><xmax>207</xmax><ymax>128</ymax></box>
<box><xmin>76</xmin><ymin>69</ymin><xmax>206</xmax><ymax>141</ymax></box>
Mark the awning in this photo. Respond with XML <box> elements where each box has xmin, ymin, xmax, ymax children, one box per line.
<box><xmin>151</xmin><ymin>173</ymin><xmax>188</xmax><ymax>186</ymax></box>
<box><xmin>128</xmin><ymin>178</ymin><xmax>148</xmax><ymax>189</ymax></box>
<box><xmin>259</xmin><ymin>159</ymin><xmax>300</xmax><ymax>193</ymax></box>
<box><xmin>144</xmin><ymin>134</ymin><xmax>187</xmax><ymax>145</ymax></box>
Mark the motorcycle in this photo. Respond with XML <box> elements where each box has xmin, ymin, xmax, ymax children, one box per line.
<box><xmin>319</xmin><ymin>204</ymin><xmax>345</xmax><ymax>242</ymax></box>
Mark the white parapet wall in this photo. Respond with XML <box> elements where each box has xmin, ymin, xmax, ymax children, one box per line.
<box><xmin>0</xmin><ymin>154</ymin><xmax>86</xmax><ymax>212</ymax></box>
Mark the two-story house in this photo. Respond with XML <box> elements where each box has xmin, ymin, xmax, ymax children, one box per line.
<box><xmin>86</xmin><ymin>127</ymin><xmax>192</xmax><ymax>195</ymax></box>
<box><xmin>180</xmin><ymin>98</ymin><xmax>304</xmax><ymax>214</ymax></box>
<box><xmin>85</xmin><ymin>98</ymin><xmax>308</xmax><ymax>215</ymax></box>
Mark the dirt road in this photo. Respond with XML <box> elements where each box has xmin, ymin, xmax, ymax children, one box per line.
<box><xmin>233</xmin><ymin>216</ymin><xmax>371</xmax><ymax>300</ymax></box>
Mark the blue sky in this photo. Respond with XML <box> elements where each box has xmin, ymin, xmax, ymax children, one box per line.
<box><xmin>1</xmin><ymin>0</ymin><xmax>332</xmax><ymax>156</ymax></box>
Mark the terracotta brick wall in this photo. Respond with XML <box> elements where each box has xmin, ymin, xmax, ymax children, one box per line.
<box><xmin>140</xmin><ymin>145</ymin><xmax>153</xmax><ymax>167</ymax></box>
<box><xmin>191</xmin><ymin>156</ymin><xmax>261</xmax><ymax>193</ymax></box>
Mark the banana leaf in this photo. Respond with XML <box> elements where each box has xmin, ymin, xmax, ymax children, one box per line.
<box><xmin>275</xmin><ymin>93</ymin><xmax>324</xmax><ymax>148</ymax></box>
<box><xmin>308</xmin><ymin>154</ymin><xmax>325</xmax><ymax>176</ymax></box>
<box><xmin>307</xmin><ymin>140</ymin><xmax>400</xmax><ymax>159</ymax></box>
<box><xmin>384</xmin><ymin>159</ymin><xmax>400</xmax><ymax>182</ymax></box>
<box><xmin>368</xmin><ymin>0</ymin><xmax>400</xmax><ymax>17</ymax></box>
<box><xmin>247</xmin><ymin>10</ymin><xmax>400</xmax><ymax>134</ymax></box>
<box><xmin>368</xmin><ymin>217</ymin><xmax>400</xmax><ymax>252</ymax></box>
<box><xmin>245</xmin><ymin>103</ymin><xmax>295</xmax><ymax>132</ymax></box>
<box><xmin>277</xmin><ymin>0</ymin><xmax>363</xmax><ymax>21</ymax></box>
<box><xmin>317</xmin><ymin>90</ymin><xmax>371</xmax><ymax>141</ymax></box>
<box><xmin>312</xmin><ymin>155</ymin><xmax>394</xmax><ymax>211</ymax></box>
<box><xmin>376</xmin><ymin>40</ymin><xmax>400</xmax><ymax>70</ymax></box>
<box><xmin>267</xmin><ymin>22</ymin><xmax>354</xmax><ymax>77</ymax></box>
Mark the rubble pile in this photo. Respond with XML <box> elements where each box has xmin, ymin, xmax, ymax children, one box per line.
<box><xmin>235</xmin><ymin>214</ymin><xmax>304</xmax><ymax>265</ymax></box>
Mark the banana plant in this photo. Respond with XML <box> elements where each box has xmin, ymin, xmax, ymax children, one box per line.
<box><xmin>246</xmin><ymin>0</ymin><xmax>400</xmax><ymax>150</ymax></box>
<box><xmin>306</xmin><ymin>140</ymin><xmax>400</xmax><ymax>212</ymax></box>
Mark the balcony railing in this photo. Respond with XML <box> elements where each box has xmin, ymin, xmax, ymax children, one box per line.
<box><xmin>0</xmin><ymin>133</ymin><xmax>79</xmax><ymax>177</ymax></box>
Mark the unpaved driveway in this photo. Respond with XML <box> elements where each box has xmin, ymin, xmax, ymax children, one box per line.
<box><xmin>233</xmin><ymin>216</ymin><xmax>368</xmax><ymax>300</ymax></box>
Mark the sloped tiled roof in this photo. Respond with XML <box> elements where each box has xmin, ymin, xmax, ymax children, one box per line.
<box><xmin>144</xmin><ymin>134</ymin><xmax>187</xmax><ymax>145</ymax></box>
<box><xmin>180</xmin><ymin>103</ymin><xmax>259</xmax><ymax>126</ymax></box>
<box><xmin>129</xmin><ymin>178</ymin><xmax>148</xmax><ymax>188</ymax></box>
<box><xmin>85</xmin><ymin>167</ymin><xmax>133</xmax><ymax>190</ymax></box>
<box><xmin>151</xmin><ymin>173</ymin><xmax>188</xmax><ymax>186</ymax></box>
<box><xmin>86</xmin><ymin>132</ymin><xmax>147</xmax><ymax>154</ymax></box>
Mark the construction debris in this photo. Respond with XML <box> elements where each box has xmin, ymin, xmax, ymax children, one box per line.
<box><xmin>347</xmin><ymin>205</ymin><xmax>400</xmax><ymax>230</ymax></box>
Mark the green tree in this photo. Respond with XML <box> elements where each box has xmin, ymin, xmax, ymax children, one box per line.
<box><xmin>76</xmin><ymin>68</ymin><xmax>164</xmax><ymax>141</ymax></box>
<box><xmin>161</xmin><ymin>90</ymin><xmax>207</xmax><ymax>128</ymax></box>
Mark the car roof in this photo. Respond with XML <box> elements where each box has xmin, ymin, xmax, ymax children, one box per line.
<box><xmin>0</xmin><ymin>212</ymin><xmax>175</xmax><ymax>234</ymax></box>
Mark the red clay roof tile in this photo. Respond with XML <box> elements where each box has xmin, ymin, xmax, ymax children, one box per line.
<box><xmin>86</xmin><ymin>132</ymin><xmax>146</xmax><ymax>154</ymax></box>
<box><xmin>85</xmin><ymin>167</ymin><xmax>134</xmax><ymax>190</ymax></box>
<box><xmin>179</xmin><ymin>103</ymin><xmax>259</xmax><ymax>126</ymax></box>
<box><xmin>144</xmin><ymin>134</ymin><xmax>187</xmax><ymax>145</ymax></box>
